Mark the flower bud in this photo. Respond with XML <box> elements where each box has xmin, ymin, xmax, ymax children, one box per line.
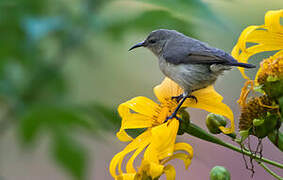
<box><xmin>209</xmin><ymin>166</ymin><xmax>231</xmax><ymax>180</ymax></box>
<box><xmin>177</xmin><ymin>108</ymin><xmax>190</xmax><ymax>135</ymax></box>
<box><xmin>256</xmin><ymin>56</ymin><xmax>283</xmax><ymax>99</ymax></box>
<box><xmin>206</xmin><ymin>113</ymin><xmax>227</xmax><ymax>134</ymax></box>
<box><xmin>252</xmin><ymin>112</ymin><xmax>278</xmax><ymax>138</ymax></box>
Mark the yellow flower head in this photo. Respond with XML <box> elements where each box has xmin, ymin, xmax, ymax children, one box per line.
<box><xmin>232</xmin><ymin>9</ymin><xmax>283</xmax><ymax>79</ymax></box>
<box><xmin>109</xmin><ymin>78</ymin><xmax>234</xmax><ymax>179</ymax></box>
<box><xmin>255</xmin><ymin>53</ymin><xmax>283</xmax><ymax>85</ymax></box>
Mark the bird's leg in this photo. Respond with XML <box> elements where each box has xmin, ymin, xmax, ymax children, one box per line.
<box><xmin>165</xmin><ymin>93</ymin><xmax>198</xmax><ymax>122</ymax></box>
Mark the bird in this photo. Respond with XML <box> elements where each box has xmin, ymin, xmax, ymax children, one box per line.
<box><xmin>129</xmin><ymin>29</ymin><xmax>255</xmax><ymax>121</ymax></box>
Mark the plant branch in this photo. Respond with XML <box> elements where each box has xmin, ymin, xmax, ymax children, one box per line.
<box><xmin>181</xmin><ymin>122</ymin><xmax>283</xmax><ymax>169</ymax></box>
<box><xmin>257</xmin><ymin>161</ymin><xmax>283</xmax><ymax>180</ymax></box>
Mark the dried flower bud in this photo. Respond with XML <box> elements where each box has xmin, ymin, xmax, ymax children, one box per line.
<box><xmin>210</xmin><ymin>166</ymin><xmax>231</xmax><ymax>180</ymax></box>
<box><xmin>256</xmin><ymin>56</ymin><xmax>283</xmax><ymax>85</ymax></box>
<box><xmin>239</xmin><ymin>95</ymin><xmax>277</xmax><ymax>131</ymax></box>
<box><xmin>206</xmin><ymin>113</ymin><xmax>227</xmax><ymax>134</ymax></box>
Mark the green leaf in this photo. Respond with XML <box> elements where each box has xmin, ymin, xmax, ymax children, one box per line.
<box><xmin>98</xmin><ymin>0</ymin><xmax>219</xmax><ymax>39</ymax></box>
<box><xmin>143</xmin><ymin>0</ymin><xmax>216</xmax><ymax>22</ymax></box>
<box><xmin>268</xmin><ymin>130</ymin><xmax>283</xmax><ymax>152</ymax></box>
<box><xmin>19</xmin><ymin>109</ymin><xmax>43</xmax><ymax>146</ymax></box>
<box><xmin>80</xmin><ymin>103</ymin><xmax>120</xmax><ymax>130</ymax></box>
<box><xmin>18</xmin><ymin>104</ymin><xmax>94</xmax><ymax>146</ymax></box>
<box><xmin>279</xmin><ymin>96</ymin><xmax>283</xmax><ymax>122</ymax></box>
<box><xmin>52</xmin><ymin>133</ymin><xmax>88</xmax><ymax>180</ymax></box>
<box><xmin>239</xmin><ymin>130</ymin><xmax>250</xmax><ymax>141</ymax></box>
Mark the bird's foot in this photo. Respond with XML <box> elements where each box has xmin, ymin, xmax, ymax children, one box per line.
<box><xmin>171</xmin><ymin>94</ymin><xmax>184</xmax><ymax>103</ymax></box>
<box><xmin>164</xmin><ymin>114</ymin><xmax>182</xmax><ymax>123</ymax></box>
<box><xmin>188</xmin><ymin>95</ymin><xmax>198</xmax><ymax>103</ymax></box>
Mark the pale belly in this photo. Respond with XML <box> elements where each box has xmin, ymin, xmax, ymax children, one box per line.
<box><xmin>158</xmin><ymin>58</ymin><xmax>220</xmax><ymax>92</ymax></box>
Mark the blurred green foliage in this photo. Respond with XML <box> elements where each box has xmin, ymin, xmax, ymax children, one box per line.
<box><xmin>0</xmin><ymin>0</ymin><xmax>216</xmax><ymax>179</ymax></box>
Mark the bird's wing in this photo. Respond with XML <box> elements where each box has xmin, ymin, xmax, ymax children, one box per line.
<box><xmin>163</xmin><ymin>46</ymin><xmax>237</xmax><ymax>65</ymax></box>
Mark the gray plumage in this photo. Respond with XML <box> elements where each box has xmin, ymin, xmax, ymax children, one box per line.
<box><xmin>129</xmin><ymin>29</ymin><xmax>255</xmax><ymax>95</ymax></box>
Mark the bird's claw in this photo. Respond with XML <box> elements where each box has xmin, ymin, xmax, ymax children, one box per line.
<box><xmin>172</xmin><ymin>94</ymin><xmax>198</xmax><ymax>104</ymax></box>
<box><xmin>171</xmin><ymin>94</ymin><xmax>184</xmax><ymax>103</ymax></box>
<box><xmin>188</xmin><ymin>95</ymin><xmax>198</xmax><ymax>103</ymax></box>
<box><xmin>164</xmin><ymin>114</ymin><xmax>182</xmax><ymax>123</ymax></box>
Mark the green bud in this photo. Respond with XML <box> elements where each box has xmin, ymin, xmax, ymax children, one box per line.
<box><xmin>253</xmin><ymin>118</ymin><xmax>264</xmax><ymax>126</ymax></box>
<box><xmin>210</xmin><ymin>166</ymin><xmax>231</xmax><ymax>180</ymax></box>
<box><xmin>253</xmin><ymin>113</ymin><xmax>278</xmax><ymax>138</ymax></box>
<box><xmin>177</xmin><ymin>108</ymin><xmax>190</xmax><ymax>135</ymax></box>
<box><xmin>206</xmin><ymin>113</ymin><xmax>227</xmax><ymax>134</ymax></box>
<box><xmin>179</xmin><ymin>108</ymin><xmax>190</xmax><ymax>123</ymax></box>
<box><xmin>262</xmin><ymin>79</ymin><xmax>283</xmax><ymax>99</ymax></box>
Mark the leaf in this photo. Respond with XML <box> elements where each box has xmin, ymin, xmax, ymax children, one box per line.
<box><xmin>268</xmin><ymin>130</ymin><xmax>283</xmax><ymax>152</ymax></box>
<box><xmin>18</xmin><ymin>104</ymin><xmax>94</xmax><ymax>146</ymax></box>
<box><xmin>143</xmin><ymin>0</ymin><xmax>216</xmax><ymax>22</ymax></box>
<box><xmin>78</xmin><ymin>103</ymin><xmax>120</xmax><ymax>131</ymax></box>
<box><xmin>97</xmin><ymin>0</ymin><xmax>219</xmax><ymax>39</ymax></box>
<box><xmin>19</xmin><ymin>108</ymin><xmax>43</xmax><ymax>146</ymax></box>
<box><xmin>52</xmin><ymin>133</ymin><xmax>88</xmax><ymax>180</ymax></box>
<box><xmin>279</xmin><ymin>96</ymin><xmax>283</xmax><ymax>122</ymax></box>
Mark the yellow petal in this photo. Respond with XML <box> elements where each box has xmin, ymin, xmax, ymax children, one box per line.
<box><xmin>246</xmin><ymin>30</ymin><xmax>283</xmax><ymax>46</ymax></box>
<box><xmin>184</xmin><ymin>86</ymin><xmax>235</xmax><ymax>134</ymax></box>
<box><xmin>116</xmin><ymin>112</ymin><xmax>154</xmax><ymax>142</ymax></box>
<box><xmin>265</xmin><ymin>9</ymin><xmax>283</xmax><ymax>32</ymax></box>
<box><xmin>236</xmin><ymin>25</ymin><xmax>261</xmax><ymax>55</ymax></box>
<box><xmin>116</xmin><ymin>129</ymin><xmax>133</xmax><ymax>142</ymax></box>
<box><xmin>162</xmin><ymin>153</ymin><xmax>192</xmax><ymax>169</ymax></box>
<box><xmin>154</xmin><ymin>78</ymin><xmax>234</xmax><ymax>134</ymax></box>
<box><xmin>150</xmin><ymin>119</ymin><xmax>179</xmax><ymax>159</ymax></box>
<box><xmin>117</xmin><ymin>97</ymin><xmax>159</xmax><ymax>141</ymax></box>
<box><xmin>136</xmin><ymin>160</ymin><xmax>164</xmax><ymax>180</ymax></box>
<box><xmin>174</xmin><ymin>142</ymin><xmax>193</xmax><ymax>159</ymax></box>
<box><xmin>164</xmin><ymin>165</ymin><xmax>176</xmax><ymax>180</ymax></box>
<box><xmin>143</xmin><ymin>145</ymin><xmax>159</xmax><ymax>164</ymax></box>
<box><xmin>231</xmin><ymin>9</ymin><xmax>283</xmax><ymax>79</ymax></box>
<box><xmin>154</xmin><ymin>77</ymin><xmax>183</xmax><ymax>103</ymax></box>
<box><xmin>119</xmin><ymin>96</ymin><xmax>159</xmax><ymax>118</ymax></box>
<box><xmin>147</xmin><ymin>162</ymin><xmax>164</xmax><ymax>179</ymax></box>
<box><xmin>126</xmin><ymin>140</ymin><xmax>149</xmax><ymax>173</ymax></box>
<box><xmin>116</xmin><ymin>173</ymin><xmax>135</xmax><ymax>180</ymax></box>
<box><xmin>110</xmin><ymin>130</ymin><xmax>151</xmax><ymax>177</ymax></box>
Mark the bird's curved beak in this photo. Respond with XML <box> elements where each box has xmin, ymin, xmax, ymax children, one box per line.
<box><xmin>129</xmin><ymin>41</ymin><xmax>145</xmax><ymax>51</ymax></box>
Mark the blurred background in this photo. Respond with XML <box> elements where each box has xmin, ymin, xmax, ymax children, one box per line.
<box><xmin>0</xmin><ymin>0</ymin><xmax>282</xmax><ymax>179</ymax></box>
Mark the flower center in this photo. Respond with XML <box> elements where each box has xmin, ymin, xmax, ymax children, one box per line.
<box><xmin>154</xmin><ymin>98</ymin><xmax>178</xmax><ymax>125</ymax></box>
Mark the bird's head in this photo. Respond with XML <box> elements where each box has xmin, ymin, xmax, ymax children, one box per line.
<box><xmin>129</xmin><ymin>29</ymin><xmax>179</xmax><ymax>56</ymax></box>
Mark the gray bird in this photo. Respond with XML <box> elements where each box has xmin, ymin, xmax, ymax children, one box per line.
<box><xmin>129</xmin><ymin>29</ymin><xmax>255</xmax><ymax>121</ymax></box>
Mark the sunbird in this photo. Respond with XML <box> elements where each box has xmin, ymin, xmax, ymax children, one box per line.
<box><xmin>129</xmin><ymin>29</ymin><xmax>255</xmax><ymax>121</ymax></box>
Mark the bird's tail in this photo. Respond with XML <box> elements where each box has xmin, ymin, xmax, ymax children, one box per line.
<box><xmin>228</xmin><ymin>62</ymin><xmax>256</xmax><ymax>68</ymax></box>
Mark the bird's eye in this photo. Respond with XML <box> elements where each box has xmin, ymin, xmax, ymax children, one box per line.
<box><xmin>149</xmin><ymin>39</ymin><xmax>157</xmax><ymax>44</ymax></box>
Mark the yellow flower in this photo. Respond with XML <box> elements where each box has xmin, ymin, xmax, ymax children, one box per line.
<box><xmin>109</xmin><ymin>78</ymin><xmax>234</xmax><ymax>179</ymax></box>
<box><xmin>255</xmin><ymin>53</ymin><xmax>283</xmax><ymax>85</ymax></box>
<box><xmin>232</xmin><ymin>9</ymin><xmax>283</xmax><ymax>79</ymax></box>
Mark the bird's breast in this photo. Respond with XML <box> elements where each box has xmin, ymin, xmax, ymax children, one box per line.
<box><xmin>158</xmin><ymin>57</ymin><xmax>219</xmax><ymax>92</ymax></box>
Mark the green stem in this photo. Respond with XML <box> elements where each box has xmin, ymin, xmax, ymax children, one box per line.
<box><xmin>257</xmin><ymin>161</ymin><xmax>283</xmax><ymax>180</ymax></box>
<box><xmin>181</xmin><ymin>123</ymin><xmax>283</xmax><ymax>169</ymax></box>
